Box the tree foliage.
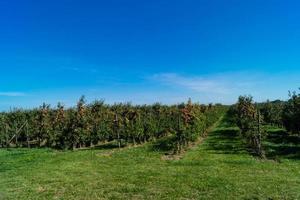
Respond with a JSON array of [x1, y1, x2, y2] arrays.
[[0, 98, 225, 153], [282, 90, 300, 134], [233, 96, 266, 158], [259, 100, 284, 126]]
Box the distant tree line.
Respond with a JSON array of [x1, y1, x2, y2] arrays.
[[0, 97, 226, 153]]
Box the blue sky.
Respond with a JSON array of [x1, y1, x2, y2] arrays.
[[0, 0, 300, 110]]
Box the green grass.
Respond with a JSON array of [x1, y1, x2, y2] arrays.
[[0, 117, 300, 200]]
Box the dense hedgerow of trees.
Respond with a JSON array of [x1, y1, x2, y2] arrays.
[[259, 100, 284, 127], [231, 89, 300, 158], [232, 96, 266, 158], [282, 91, 300, 135], [230, 99, 285, 130], [257, 90, 300, 135], [0, 97, 226, 153]]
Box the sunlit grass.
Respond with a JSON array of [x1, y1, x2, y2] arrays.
[[0, 118, 299, 199]]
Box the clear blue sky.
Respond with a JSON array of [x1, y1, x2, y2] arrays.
[[0, 0, 300, 110]]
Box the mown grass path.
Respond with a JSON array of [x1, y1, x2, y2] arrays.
[[0, 116, 299, 200]]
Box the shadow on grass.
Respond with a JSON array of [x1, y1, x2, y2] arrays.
[[200, 113, 247, 155], [76, 141, 127, 152], [148, 136, 176, 153], [94, 142, 127, 150], [264, 130, 300, 160], [205, 113, 300, 159], [205, 128, 247, 155], [267, 130, 300, 145]]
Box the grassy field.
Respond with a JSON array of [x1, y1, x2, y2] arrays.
[[0, 117, 299, 200]]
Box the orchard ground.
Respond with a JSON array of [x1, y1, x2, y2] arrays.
[[0, 116, 299, 200]]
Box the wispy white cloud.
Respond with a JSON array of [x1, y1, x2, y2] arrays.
[[151, 73, 233, 94], [0, 92, 26, 97], [149, 71, 268, 102]]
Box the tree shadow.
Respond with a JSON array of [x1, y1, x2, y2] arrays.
[[205, 128, 247, 155], [75, 141, 127, 151], [267, 130, 300, 145], [93, 142, 127, 150], [197, 113, 248, 155], [264, 130, 300, 160], [148, 136, 176, 153]]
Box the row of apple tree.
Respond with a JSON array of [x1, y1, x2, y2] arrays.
[[231, 89, 300, 158], [0, 97, 226, 153]]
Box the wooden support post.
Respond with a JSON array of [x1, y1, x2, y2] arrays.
[[26, 122, 30, 148]]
